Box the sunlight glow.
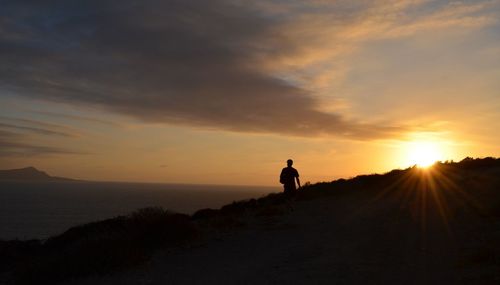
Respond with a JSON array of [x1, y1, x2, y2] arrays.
[[405, 141, 444, 168]]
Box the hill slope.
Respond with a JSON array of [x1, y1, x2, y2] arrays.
[[1, 158, 499, 284]]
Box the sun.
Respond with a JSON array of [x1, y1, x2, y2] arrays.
[[406, 141, 443, 168]]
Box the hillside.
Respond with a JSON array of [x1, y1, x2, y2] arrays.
[[0, 167, 75, 182], [1, 157, 499, 284]]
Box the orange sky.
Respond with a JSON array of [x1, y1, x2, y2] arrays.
[[1, 0, 499, 185]]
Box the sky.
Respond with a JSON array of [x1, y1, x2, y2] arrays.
[[0, 0, 499, 185]]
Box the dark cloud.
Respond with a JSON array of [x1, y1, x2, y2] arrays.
[[31, 111, 121, 126], [0, 121, 75, 137], [0, 130, 83, 157], [0, 0, 402, 138], [0, 129, 20, 139], [0, 140, 84, 157]]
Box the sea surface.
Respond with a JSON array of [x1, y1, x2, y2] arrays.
[[0, 181, 279, 240]]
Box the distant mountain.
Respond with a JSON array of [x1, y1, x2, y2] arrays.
[[0, 167, 76, 182]]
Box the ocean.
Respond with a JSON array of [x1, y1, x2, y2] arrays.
[[0, 181, 279, 240]]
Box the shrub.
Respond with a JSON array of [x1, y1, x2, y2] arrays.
[[12, 207, 197, 284]]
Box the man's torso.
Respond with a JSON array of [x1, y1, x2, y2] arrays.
[[281, 167, 298, 190]]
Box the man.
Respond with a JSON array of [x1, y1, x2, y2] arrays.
[[280, 159, 301, 195]]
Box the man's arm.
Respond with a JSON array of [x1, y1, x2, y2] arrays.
[[295, 170, 301, 188]]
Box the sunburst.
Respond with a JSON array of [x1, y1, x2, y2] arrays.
[[405, 140, 443, 168]]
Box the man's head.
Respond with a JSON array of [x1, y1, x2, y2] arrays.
[[287, 159, 293, 167]]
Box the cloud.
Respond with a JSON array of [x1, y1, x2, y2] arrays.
[[0, 0, 496, 138], [0, 129, 20, 139], [0, 116, 79, 138], [382, 1, 499, 38], [30, 111, 121, 127], [0, 130, 83, 157], [0, 118, 84, 157], [0, 140, 84, 157]]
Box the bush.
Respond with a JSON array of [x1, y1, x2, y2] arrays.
[[12, 207, 197, 284], [192, 208, 220, 220]]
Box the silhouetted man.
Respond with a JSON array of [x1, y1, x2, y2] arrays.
[[280, 159, 301, 195]]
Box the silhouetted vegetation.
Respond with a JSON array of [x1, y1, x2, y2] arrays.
[[1, 157, 499, 284], [1, 208, 196, 284]]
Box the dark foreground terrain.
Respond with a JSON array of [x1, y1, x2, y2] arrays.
[[1, 157, 499, 284]]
